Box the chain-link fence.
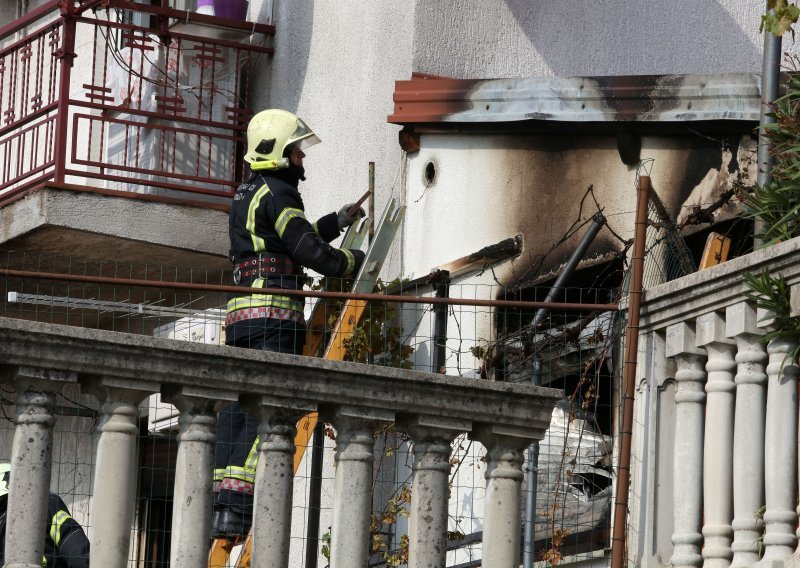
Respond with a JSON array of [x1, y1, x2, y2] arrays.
[[0, 249, 622, 567]]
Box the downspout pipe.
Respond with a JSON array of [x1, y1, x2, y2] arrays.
[[756, 2, 783, 245], [610, 175, 650, 568], [523, 212, 607, 568]]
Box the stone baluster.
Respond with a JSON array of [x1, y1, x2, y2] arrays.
[[726, 302, 767, 567], [696, 312, 736, 568], [761, 333, 799, 562], [87, 382, 153, 568], [401, 415, 469, 568], [164, 390, 218, 568], [473, 425, 532, 568], [666, 322, 706, 568], [248, 396, 316, 568], [4, 368, 64, 568], [329, 406, 394, 568]]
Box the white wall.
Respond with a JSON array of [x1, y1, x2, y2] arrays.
[[412, 0, 796, 78]]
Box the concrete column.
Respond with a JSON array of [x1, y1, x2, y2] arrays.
[[473, 425, 530, 568], [666, 322, 706, 568], [726, 302, 767, 568], [5, 371, 59, 568], [167, 392, 217, 568], [88, 385, 150, 568], [402, 416, 470, 568], [329, 406, 394, 568], [696, 312, 736, 568], [248, 396, 315, 568], [761, 335, 799, 561]]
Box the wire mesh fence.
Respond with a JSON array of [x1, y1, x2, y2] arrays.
[[0, 248, 623, 567]]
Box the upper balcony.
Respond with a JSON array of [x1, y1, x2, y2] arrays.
[[0, 0, 273, 268]]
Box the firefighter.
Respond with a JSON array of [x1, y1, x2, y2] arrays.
[[212, 109, 366, 538], [0, 462, 90, 568]]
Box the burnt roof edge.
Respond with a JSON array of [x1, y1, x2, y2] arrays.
[[389, 73, 765, 126]]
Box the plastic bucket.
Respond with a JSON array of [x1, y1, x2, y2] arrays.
[[212, 0, 248, 20]]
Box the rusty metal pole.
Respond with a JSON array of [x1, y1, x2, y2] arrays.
[[610, 174, 650, 568], [368, 161, 376, 244], [54, 2, 77, 183], [756, 1, 783, 246]]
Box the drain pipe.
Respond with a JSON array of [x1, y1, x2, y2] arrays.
[[523, 212, 607, 568], [756, 1, 783, 246], [610, 175, 650, 568]]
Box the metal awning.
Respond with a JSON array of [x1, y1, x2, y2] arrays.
[[389, 73, 763, 125]]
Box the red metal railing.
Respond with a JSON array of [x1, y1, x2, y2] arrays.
[[0, 0, 274, 206]]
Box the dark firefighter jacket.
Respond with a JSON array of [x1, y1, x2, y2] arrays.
[[0, 493, 90, 568], [226, 171, 361, 344]]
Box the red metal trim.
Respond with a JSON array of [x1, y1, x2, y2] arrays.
[[72, 111, 241, 143], [0, 268, 620, 312], [0, 181, 231, 212], [388, 77, 482, 124], [0, 103, 59, 140], [0, 19, 62, 60], [52, 10, 75, 183], [0, 171, 55, 204], [68, 100, 249, 134], [65, 169, 236, 197], [101, 0, 275, 36], [72, 15, 274, 54], [0, 0, 61, 42], [1, 161, 56, 189]]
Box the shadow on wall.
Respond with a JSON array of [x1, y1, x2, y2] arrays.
[[254, 0, 315, 110], [506, 0, 761, 76], [505, 0, 762, 76]]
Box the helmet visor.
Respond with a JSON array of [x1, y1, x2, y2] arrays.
[[287, 118, 321, 150]]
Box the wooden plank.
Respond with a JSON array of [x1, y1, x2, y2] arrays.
[[699, 232, 731, 270]]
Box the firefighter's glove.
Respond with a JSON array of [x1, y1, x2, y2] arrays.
[[337, 204, 366, 230], [347, 249, 366, 276]]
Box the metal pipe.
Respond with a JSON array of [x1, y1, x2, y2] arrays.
[[368, 162, 376, 244], [304, 422, 325, 568], [610, 175, 650, 568], [431, 271, 451, 373], [530, 212, 607, 331], [524, 212, 607, 568], [756, 2, 783, 244], [522, 357, 543, 567], [0, 268, 619, 312]]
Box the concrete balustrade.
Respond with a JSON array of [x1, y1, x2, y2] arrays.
[[726, 302, 767, 568], [696, 312, 736, 568], [401, 415, 469, 568], [630, 238, 800, 568], [330, 406, 394, 568], [165, 390, 220, 568], [0, 316, 560, 568], [473, 425, 530, 568], [666, 322, 706, 568], [761, 336, 799, 562], [86, 381, 153, 568], [3, 370, 63, 568]]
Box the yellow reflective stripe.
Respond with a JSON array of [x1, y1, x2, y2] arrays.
[[244, 436, 260, 472], [342, 249, 355, 276], [49, 510, 71, 546], [246, 184, 271, 253], [226, 295, 302, 313], [213, 468, 226, 482], [312, 221, 320, 235], [275, 207, 305, 238], [222, 466, 256, 483]]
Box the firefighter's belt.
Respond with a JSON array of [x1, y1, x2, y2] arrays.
[[226, 306, 305, 326], [233, 254, 294, 284]]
